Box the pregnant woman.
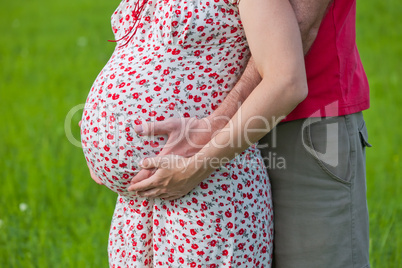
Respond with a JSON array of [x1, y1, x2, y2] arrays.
[[80, 0, 307, 266]]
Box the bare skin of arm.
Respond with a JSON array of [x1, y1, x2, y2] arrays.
[[199, 0, 332, 128], [84, 0, 332, 191], [127, 0, 309, 199]]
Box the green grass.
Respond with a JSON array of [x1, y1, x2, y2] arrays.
[[1, 0, 401, 267]]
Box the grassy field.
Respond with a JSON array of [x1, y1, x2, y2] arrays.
[[1, 0, 401, 267]]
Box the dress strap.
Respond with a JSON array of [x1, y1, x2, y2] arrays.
[[108, 0, 149, 47]]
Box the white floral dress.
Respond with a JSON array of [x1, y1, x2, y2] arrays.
[[80, 0, 273, 267]]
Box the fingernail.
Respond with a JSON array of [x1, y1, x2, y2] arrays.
[[134, 124, 143, 134]]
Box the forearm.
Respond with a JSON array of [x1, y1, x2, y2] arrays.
[[207, 57, 261, 133], [207, 0, 331, 133], [189, 0, 308, 177], [194, 77, 306, 175]]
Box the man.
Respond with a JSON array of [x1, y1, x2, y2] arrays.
[[89, 0, 371, 266]]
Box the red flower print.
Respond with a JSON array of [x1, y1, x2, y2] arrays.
[[200, 182, 208, 189], [82, 1, 274, 265], [193, 96, 202, 102], [150, 141, 159, 148], [156, 116, 165, 121]]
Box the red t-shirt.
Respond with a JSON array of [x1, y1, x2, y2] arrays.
[[284, 0, 370, 122]]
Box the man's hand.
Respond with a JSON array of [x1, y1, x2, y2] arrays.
[[129, 117, 215, 191], [79, 120, 103, 185]]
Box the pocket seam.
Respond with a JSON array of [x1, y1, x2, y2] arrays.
[[358, 121, 372, 148], [305, 119, 352, 186]]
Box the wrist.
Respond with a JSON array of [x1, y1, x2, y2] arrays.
[[187, 153, 216, 181], [205, 113, 231, 135]]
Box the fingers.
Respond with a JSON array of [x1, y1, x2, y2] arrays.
[[139, 155, 184, 170], [127, 175, 157, 192], [87, 163, 103, 185], [133, 118, 181, 136], [137, 188, 163, 198], [159, 194, 182, 200], [139, 157, 159, 169], [130, 169, 156, 184], [89, 169, 103, 185], [78, 120, 82, 127]]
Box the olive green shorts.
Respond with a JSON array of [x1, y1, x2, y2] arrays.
[[259, 112, 371, 268]]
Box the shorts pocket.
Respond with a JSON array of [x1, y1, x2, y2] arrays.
[[303, 116, 353, 184], [358, 121, 372, 148]]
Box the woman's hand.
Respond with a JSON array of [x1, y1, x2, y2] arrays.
[[128, 117, 217, 191], [127, 154, 210, 200], [128, 0, 309, 200]]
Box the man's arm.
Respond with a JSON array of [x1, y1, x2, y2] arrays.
[[127, 0, 332, 196], [129, 0, 308, 199], [291, 0, 332, 54], [208, 0, 332, 129], [131, 0, 332, 148]]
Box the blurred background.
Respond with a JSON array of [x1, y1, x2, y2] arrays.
[[1, 0, 401, 267]]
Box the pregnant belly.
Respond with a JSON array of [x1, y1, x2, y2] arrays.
[[81, 102, 176, 196], [79, 42, 248, 195]]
